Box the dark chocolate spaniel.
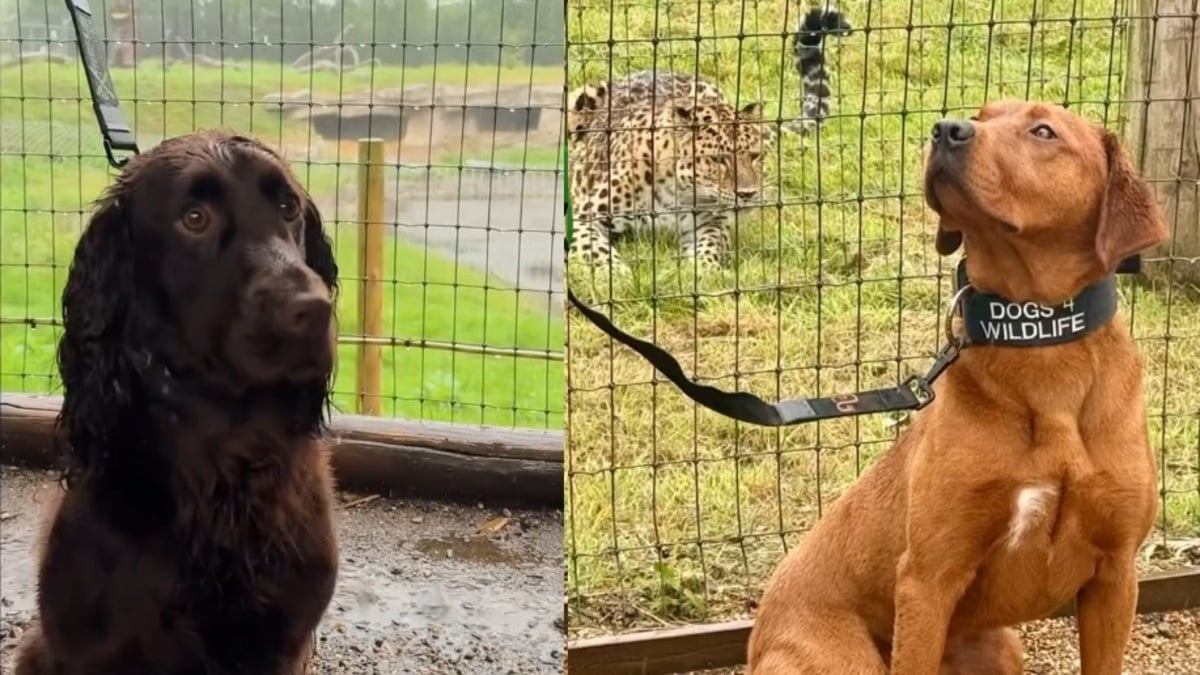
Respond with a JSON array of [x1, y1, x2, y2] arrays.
[[15, 130, 340, 675]]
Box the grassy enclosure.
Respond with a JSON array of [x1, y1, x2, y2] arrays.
[[564, 0, 1200, 634], [1, 54, 567, 429]]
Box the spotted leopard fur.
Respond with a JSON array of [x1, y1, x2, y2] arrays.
[[785, 4, 852, 135], [566, 71, 768, 270]]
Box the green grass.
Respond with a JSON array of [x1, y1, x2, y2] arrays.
[[564, 0, 1200, 634], [435, 144, 564, 169], [1, 59, 563, 149], [0, 60, 564, 430]]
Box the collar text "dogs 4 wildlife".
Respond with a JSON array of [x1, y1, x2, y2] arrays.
[[954, 261, 1118, 347]]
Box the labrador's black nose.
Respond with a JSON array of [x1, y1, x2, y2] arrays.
[[931, 119, 975, 148]]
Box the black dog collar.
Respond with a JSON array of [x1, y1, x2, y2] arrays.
[[954, 260, 1118, 347]]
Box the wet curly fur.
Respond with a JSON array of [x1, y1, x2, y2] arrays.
[[566, 71, 768, 270], [15, 130, 341, 675]]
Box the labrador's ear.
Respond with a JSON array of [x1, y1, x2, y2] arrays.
[[936, 226, 963, 256], [1094, 131, 1168, 271]]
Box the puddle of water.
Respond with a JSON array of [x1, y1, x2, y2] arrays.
[[330, 560, 554, 640], [413, 535, 521, 565], [0, 514, 40, 616]]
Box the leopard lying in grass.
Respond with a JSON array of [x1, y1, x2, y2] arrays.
[[566, 71, 768, 270], [565, 8, 850, 272]]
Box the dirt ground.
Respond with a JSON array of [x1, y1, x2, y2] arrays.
[[675, 610, 1200, 674], [0, 466, 564, 675]]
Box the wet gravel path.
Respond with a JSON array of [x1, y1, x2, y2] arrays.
[[674, 609, 1200, 674], [0, 466, 564, 674]]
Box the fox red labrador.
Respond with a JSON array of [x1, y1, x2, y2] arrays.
[[748, 101, 1168, 675]]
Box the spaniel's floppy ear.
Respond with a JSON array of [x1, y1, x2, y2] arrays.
[[57, 190, 136, 477], [302, 196, 338, 295], [289, 194, 338, 432], [1094, 131, 1169, 271]]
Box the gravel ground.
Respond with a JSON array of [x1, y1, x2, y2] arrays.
[[0, 466, 564, 675], [673, 610, 1200, 674]]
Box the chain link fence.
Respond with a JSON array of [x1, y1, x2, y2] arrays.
[[565, 0, 1199, 638], [0, 0, 566, 430]]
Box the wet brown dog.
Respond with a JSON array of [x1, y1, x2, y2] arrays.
[[15, 131, 340, 675], [748, 101, 1168, 674]]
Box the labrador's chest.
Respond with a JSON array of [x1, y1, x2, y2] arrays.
[[956, 449, 1156, 629]]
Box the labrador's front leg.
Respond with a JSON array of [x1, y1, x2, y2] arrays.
[[1076, 553, 1138, 675], [890, 550, 979, 675], [890, 463, 1000, 675]]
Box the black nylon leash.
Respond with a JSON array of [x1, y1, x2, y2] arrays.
[[566, 259, 1131, 427], [65, 0, 139, 168], [567, 288, 954, 426]]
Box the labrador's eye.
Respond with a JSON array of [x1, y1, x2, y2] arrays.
[[1031, 124, 1057, 140], [181, 206, 209, 233]]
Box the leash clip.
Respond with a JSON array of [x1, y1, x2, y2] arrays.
[[902, 374, 935, 408], [907, 282, 973, 409], [907, 337, 965, 409], [104, 138, 133, 169]]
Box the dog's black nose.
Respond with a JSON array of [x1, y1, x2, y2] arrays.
[[931, 119, 975, 148], [280, 292, 332, 338]]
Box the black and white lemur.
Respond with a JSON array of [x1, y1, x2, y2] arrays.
[[786, 4, 852, 134]]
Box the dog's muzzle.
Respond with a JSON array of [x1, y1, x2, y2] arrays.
[[924, 118, 976, 211]]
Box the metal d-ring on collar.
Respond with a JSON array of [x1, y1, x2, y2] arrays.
[[902, 281, 973, 409]]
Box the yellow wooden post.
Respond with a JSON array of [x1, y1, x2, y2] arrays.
[[355, 138, 386, 415]]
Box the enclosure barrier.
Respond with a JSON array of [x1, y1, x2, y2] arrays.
[[356, 137, 387, 415], [0, 393, 563, 506], [564, 0, 1200, 668], [566, 566, 1200, 675]]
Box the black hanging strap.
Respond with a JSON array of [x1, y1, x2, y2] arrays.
[[64, 0, 139, 168], [566, 289, 961, 426]]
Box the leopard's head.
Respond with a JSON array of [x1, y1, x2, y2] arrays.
[[658, 100, 766, 205]]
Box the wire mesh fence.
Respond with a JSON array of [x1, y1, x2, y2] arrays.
[[564, 0, 1199, 637], [0, 0, 566, 430]]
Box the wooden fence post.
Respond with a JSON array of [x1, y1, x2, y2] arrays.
[[1122, 0, 1199, 281], [356, 138, 386, 415]]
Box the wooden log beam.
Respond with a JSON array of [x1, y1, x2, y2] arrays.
[[566, 566, 1200, 675], [0, 393, 563, 507], [1122, 0, 1200, 282]]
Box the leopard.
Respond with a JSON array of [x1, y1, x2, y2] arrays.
[[566, 70, 769, 270]]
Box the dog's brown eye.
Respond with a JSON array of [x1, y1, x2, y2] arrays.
[[1031, 124, 1057, 140], [279, 196, 301, 221], [181, 207, 208, 232]]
